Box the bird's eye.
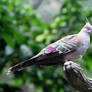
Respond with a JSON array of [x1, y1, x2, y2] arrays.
[[85, 26, 90, 30]]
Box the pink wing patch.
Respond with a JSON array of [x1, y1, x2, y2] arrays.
[[46, 46, 57, 53]]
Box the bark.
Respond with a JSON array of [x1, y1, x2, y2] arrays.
[[63, 61, 92, 92]]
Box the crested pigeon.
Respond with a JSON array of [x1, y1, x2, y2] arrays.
[[7, 21, 92, 74]]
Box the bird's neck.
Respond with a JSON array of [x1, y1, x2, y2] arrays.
[[79, 28, 90, 35], [78, 30, 90, 43]]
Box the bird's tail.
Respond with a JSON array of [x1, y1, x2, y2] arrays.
[[7, 57, 37, 74], [7, 52, 65, 74]]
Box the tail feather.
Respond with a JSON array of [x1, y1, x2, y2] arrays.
[[7, 57, 37, 74], [7, 52, 65, 74]]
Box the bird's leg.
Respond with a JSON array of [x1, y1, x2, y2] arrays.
[[64, 60, 70, 62]]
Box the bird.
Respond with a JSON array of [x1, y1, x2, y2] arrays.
[[7, 20, 92, 74]]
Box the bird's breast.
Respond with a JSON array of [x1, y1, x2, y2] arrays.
[[65, 32, 90, 61], [77, 32, 90, 55]]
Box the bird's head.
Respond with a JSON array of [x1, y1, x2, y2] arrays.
[[82, 20, 92, 34]]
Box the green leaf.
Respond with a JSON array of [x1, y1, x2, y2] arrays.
[[1, 32, 15, 48], [13, 30, 25, 45], [36, 34, 45, 42]]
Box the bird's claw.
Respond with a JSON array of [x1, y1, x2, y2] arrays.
[[63, 61, 81, 71], [63, 61, 73, 70]]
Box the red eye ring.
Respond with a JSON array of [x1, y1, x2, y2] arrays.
[[85, 26, 90, 30]]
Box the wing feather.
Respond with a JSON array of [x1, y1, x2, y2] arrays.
[[39, 34, 78, 55]]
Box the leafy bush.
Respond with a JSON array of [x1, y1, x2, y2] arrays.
[[0, 0, 92, 92]]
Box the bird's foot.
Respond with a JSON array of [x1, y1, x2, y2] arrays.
[[64, 60, 80, 66], [63, 61, 81, 72]]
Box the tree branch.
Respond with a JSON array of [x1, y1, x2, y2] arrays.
[[63, 61, 92, 92]]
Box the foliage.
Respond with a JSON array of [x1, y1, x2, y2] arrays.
[[0, 0, 92, 92]]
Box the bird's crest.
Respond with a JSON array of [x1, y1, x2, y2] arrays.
[[86, 17, 89, 23], [84, 18, 91, 30]]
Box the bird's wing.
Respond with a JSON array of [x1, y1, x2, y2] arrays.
[[39, 34, 78, 55], [32, 34, 79, 65]]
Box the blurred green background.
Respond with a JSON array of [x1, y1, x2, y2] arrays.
[[0, 0, 92, 92]]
